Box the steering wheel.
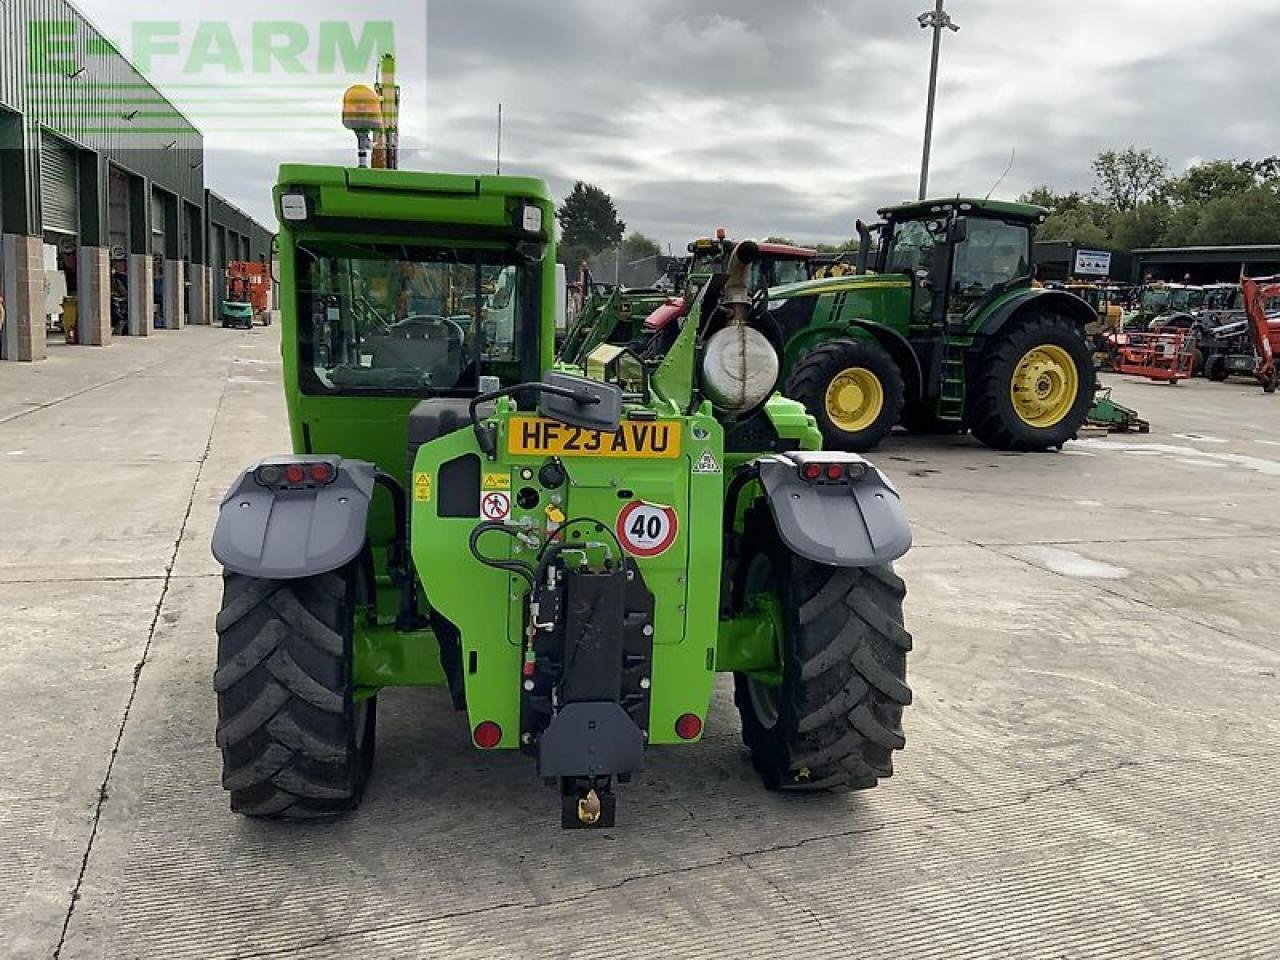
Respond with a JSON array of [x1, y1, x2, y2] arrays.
[[401, 314, 468, 345]]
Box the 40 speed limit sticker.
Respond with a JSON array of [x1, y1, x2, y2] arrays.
[[615, 501, 679, 558]]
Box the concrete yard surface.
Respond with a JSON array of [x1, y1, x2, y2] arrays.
[[2, 326, 1279, 959]]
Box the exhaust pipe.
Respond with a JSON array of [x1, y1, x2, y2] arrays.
[[855, 220, 872, 275], [720, 240, 760, 325]]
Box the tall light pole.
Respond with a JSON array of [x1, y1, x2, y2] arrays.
[[917, 0, 960, 201]]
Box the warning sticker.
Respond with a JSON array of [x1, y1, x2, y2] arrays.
[[413, 472, 433, 503], [615, 501, 679, 558], [480, 490, 511, 521], [693, 449, 721, 474], [482, 471, 511, 491]]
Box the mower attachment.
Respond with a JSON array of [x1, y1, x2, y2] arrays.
[[756, 452, 912, 566], [211, 456, 377, 580]]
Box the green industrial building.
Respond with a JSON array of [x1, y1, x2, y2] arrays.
[[0, 0, 273, 361]]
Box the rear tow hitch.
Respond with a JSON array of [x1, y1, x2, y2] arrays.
[[562, 776, 616, 829]]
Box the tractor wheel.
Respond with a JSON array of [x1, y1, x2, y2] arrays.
[[968, 313, 1096, 452], [732, 516, 911, 792], [214, 564, 375, 818], [786, 339, 905, 452], [1205, 355, 1229, 382]]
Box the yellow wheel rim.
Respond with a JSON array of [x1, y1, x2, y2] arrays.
[[824, 367, 884, 433], [1010, 344, 1079, 427]]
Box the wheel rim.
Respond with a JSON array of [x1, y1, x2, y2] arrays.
[[824, 367, 884, 433], [1010, 344, 1079, 427], [747, 677, 781, 730]]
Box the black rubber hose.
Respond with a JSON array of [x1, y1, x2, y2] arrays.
[[468, 522, 537, 587]]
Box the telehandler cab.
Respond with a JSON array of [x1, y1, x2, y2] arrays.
[[209, 63, 913, 828]]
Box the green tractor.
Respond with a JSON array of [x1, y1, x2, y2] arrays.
[[209, 158, 915, 827], [765, 199, 1097, 452]]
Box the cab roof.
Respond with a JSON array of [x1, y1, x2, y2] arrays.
[[878, 197, 1048, 223], [276, 163, 552, 201]]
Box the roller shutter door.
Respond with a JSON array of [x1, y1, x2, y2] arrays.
[[40, 133, 79, 235], [152, 190, 167, 257]]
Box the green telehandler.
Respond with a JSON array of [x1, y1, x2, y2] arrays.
[[209, 64, 914, 828]]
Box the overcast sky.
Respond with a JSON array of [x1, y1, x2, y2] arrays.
[[75, 0, 1280, 248]]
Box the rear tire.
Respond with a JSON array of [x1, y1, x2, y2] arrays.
[[786, 339, 905, 452], [214, 565, 375, 818], [968, 312, 1096, 452], [732, 516, 911, 791], [1205, 355, 1229, 382]]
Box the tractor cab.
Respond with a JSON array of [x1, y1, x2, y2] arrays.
[[867, 198, 1044, 327]]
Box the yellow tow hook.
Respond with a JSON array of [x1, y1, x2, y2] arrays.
[[577, 788, 602, 826]]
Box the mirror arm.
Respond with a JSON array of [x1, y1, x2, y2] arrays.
[[469, 382, 602, 458]]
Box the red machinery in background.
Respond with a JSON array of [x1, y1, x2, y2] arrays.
[[223, 261, 273, 327], [1240, 275, 1279, 393], [1113, 330, 1196, 383]]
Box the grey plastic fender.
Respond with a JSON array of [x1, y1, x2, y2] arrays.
[[756, 452, 911, 567], [211, 457, 376, 580]]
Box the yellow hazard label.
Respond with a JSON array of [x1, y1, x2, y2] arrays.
[[545, 504, 566, 525], [482, 471, 512, 491], [413, 472, 432, 502]]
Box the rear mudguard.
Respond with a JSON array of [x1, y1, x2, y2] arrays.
[[756, 452, 911, 566], [211, 457, 376, 580]]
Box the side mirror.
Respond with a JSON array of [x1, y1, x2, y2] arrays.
[[538, 372, 623, 433]]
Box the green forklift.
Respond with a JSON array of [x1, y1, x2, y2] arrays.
[[209, 62, 914, 828]]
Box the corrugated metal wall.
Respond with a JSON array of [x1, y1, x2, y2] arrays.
[[206, 189, 273, 263], [0, 0, 203, 241]]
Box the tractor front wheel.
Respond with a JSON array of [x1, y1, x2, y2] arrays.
[[732, 517, 912, 792], [214, 564, 375, 818], [786, 339, 905, 452], [1205, 355, 1229, 382], [968, 313, 1096, 452]]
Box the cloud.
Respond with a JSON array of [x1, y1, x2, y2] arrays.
[[75, 0, 1280, 246]]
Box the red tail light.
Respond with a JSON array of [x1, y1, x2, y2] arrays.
[[825, 464, 844, 481], [801, 463, 822, 481], [675, 713, 703, 740], [254, 460, 338, 488], [473, 721, 502, 749]]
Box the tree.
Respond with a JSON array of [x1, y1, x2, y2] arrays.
[[556, 182, 625, 256], [763, 236, 795, 245], [1020, 186, 1086, 216], [1109, 203, 1171, 251], [1092, 147, 1170, 212], [619, 232, 661, 264], [1163, 160, 1256, 207], [1037, 208, 1110, 248], [1188, 188, 1280, 246], [814, 237, 860, 253]]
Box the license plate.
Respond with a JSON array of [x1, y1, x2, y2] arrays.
[[507, 417, 682, 458]]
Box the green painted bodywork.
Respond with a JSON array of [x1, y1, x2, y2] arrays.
[[270, 163, 807, 752]]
